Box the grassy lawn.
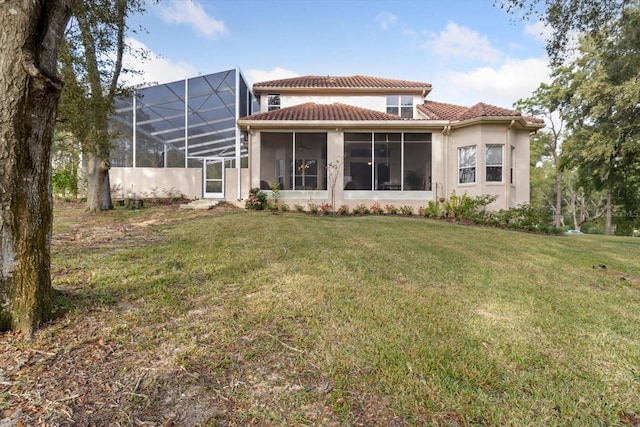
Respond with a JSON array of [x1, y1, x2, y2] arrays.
[[3, 204, 639, 425]]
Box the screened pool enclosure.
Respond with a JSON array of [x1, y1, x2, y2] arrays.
[[110, 68, 255, 199]]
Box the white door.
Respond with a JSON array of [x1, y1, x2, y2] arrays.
[[203, 159, 224, 198]]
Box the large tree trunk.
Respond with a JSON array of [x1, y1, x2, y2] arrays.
[[0, 1, 75, 336], [85, 150, 113, 212]]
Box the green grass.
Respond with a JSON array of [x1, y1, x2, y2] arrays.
[[51, 207, 640, 425]]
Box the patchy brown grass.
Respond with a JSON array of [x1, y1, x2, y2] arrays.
[[1, 202, 639, 426]]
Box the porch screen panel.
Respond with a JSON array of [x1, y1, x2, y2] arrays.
[[187, 71, 237, 159], [111, 97, 134, 167], [403, 133, 432, 191], [261, 133, 293, 190], [374, 133, 401, 190], [294, 133, 327, 190], [135, 81, 185, 167], [344, 133, 372, 190]]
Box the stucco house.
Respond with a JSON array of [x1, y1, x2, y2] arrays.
[[108, 70, 544, 210], [237, 75, 544, 211]]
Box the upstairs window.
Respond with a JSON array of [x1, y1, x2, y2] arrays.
[[267, 94, 281, 111], [486, 144, 503, 182], [386, 95, 413, 119], [458, 146, 476, 184]]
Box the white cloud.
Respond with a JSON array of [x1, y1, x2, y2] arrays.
[[244, 67, 299, 86], [431, 57, 551, 108], [376, 12, 397, 30], [157, 0, 227, 39], [524, 20, 552, 43], [121, 38, 197, 87], [425, 22, 502, 64]]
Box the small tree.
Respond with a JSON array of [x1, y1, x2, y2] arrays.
[[326, 157, 343, 212], [515, 80, 569, 228], [58, 0, 146, 212]]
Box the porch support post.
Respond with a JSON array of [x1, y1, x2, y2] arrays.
[[235, 68, 241, 200], [132, 92, 137, 168], [184, 77, 189, 168]]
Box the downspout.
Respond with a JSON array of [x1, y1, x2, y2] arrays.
[[505, 120, 515, 209], [247, 125, 252, 193]]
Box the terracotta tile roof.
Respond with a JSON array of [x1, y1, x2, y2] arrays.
[[253, 75, 431, 91], [418, 100, 544, 124], [240, 103, 404, 121], [417, 101, 469, 120], [523, 115, 546, 124]]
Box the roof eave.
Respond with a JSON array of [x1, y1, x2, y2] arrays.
[[253, 86, 432, 96], [237, 119, 449, 129], [449, 116, 545, 130]]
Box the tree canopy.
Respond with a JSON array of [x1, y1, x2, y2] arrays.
[[58, 0, 145, 212], [497, 0, 634, 63]]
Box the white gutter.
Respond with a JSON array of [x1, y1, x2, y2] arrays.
[[505, 120, 515, 209]]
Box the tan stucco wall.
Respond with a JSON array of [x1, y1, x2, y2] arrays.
[[444, 123, 531, 210], [245, 123, 533, 212], [259, 94, 425, 119], [110, 167, 202, 200], [224, 168, 250, 207]]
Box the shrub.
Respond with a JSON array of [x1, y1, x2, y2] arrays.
[[491, 203, 551, 230], [423, 200, 442, 218], [246, 188, 268, 210], [384, 204, 397, 215], [443, 191, 496, 221], [308, 203, 320, 215], [353, 203, 369, 215], [294, 204, 305, 213], [319, 203, 333, 215], [279, 203, 290, 212], [370, 202, 384, 215], [399, 205, 414, 216], [52, 168, 78, 199], [337, 204, 350, 216]]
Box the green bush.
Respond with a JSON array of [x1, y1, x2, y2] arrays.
[[308, 203, 320, 214], [52, 168, 78, 198], [245, 188, 268, 210], [443, 191, 496, 221], [399, 205, 414, 216], [492, 203, 550, 230], [423, 200, 442, 218]]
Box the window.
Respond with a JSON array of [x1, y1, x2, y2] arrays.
[[260, 132, 327, 190], [386, 95, 413, 119], [486, 144, 503, 182], [404, 133, 431, 190], [267, 94, 280, 111], [344, 132, 431, 191], [458, 146, 476, 184]]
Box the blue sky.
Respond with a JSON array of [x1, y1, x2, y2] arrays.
[[125, 0, 552, 109]]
